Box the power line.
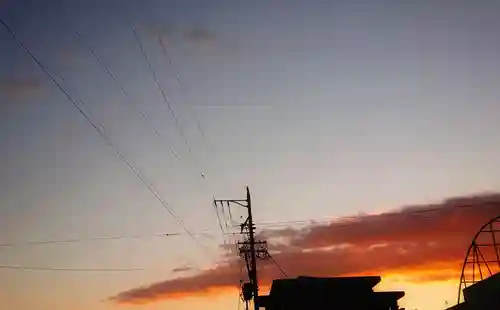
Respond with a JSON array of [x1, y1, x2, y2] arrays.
[[0, 17, 206, 252], [254, 219, 333, 228], [133, 27, 203, 177], [0, 231, 216, 249], [157, 35, 215, 161], [267, 252, 288, 277], [74, 30, 180, 161], [214, 201, 226, 235], [253, 204, 478, 230], [157, 36, 234, 236], [0, 265, 147, 272], [136, 26, 226, 245], [154, 30, 240, 247], [75, 29, 223, 254]]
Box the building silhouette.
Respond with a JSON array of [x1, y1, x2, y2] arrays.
[[256, 276, 404, 310]]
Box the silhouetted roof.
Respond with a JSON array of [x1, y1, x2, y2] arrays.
[[463, 271, 500, 301], [374, 291, 406, 301], [269, 276, 382, 297], [447, 272, 500, 310], [259, 276, 404, 309]]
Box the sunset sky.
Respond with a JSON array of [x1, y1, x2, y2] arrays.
[[1, 1, 500, 310]]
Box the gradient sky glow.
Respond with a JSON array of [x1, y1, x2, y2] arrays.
[[1, 1, 500, 309]]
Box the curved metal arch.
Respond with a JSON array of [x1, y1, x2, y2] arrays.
[[457, 214, 500, 303]]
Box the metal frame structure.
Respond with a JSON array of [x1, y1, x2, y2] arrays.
[[458, 214, 500, 303]]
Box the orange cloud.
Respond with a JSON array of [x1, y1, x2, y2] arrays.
[[110, 193, 500, 305], [110, 261, 242, 304]]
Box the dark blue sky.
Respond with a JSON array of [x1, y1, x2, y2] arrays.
[[1, 1, 500, 309]]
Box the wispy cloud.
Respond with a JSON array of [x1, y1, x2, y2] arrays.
[[139, 22, 217, 44], [140, 22, 175, 38], [58, 47, 83, 68], [0, 0, 13, 10], [110, 193, 500, 304], [184, 27, 216, 43], [172, 265, 193, 273], [0, 77, 45, 100]]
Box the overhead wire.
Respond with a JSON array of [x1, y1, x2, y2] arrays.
[[157, 35, 216, 161], [156, 41, 250, 254], [0, 17, 207, 252], [0, 231, 216, 249], [74, 30, 180, 161], [254, 218, 343, 228], [134, 28, 221, 250], [267, 253, 288, 277], [156, 30, 241, 206], [148, 16, 246, 247], [77, 26, 234, 257], [213, 201, 226, 236], [0, 265, 147, 272], [156, 34, 232, 243], [221, 204, 485, 248], [221, 202, 229, 230], [252, 204, 478, 230], [132, 27, 204, 178], [74, 29, 224, 256]]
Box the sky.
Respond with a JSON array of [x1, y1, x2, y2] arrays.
[[1, 0, 500, 309]]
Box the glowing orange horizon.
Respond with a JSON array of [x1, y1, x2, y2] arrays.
[[110, 193, 500, 305], [113, 261, 468, 303]]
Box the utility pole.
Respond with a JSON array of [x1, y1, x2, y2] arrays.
[[214, 186, 267, 310]]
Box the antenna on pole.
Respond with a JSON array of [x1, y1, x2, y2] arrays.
[[214, 186, 267, 310]]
